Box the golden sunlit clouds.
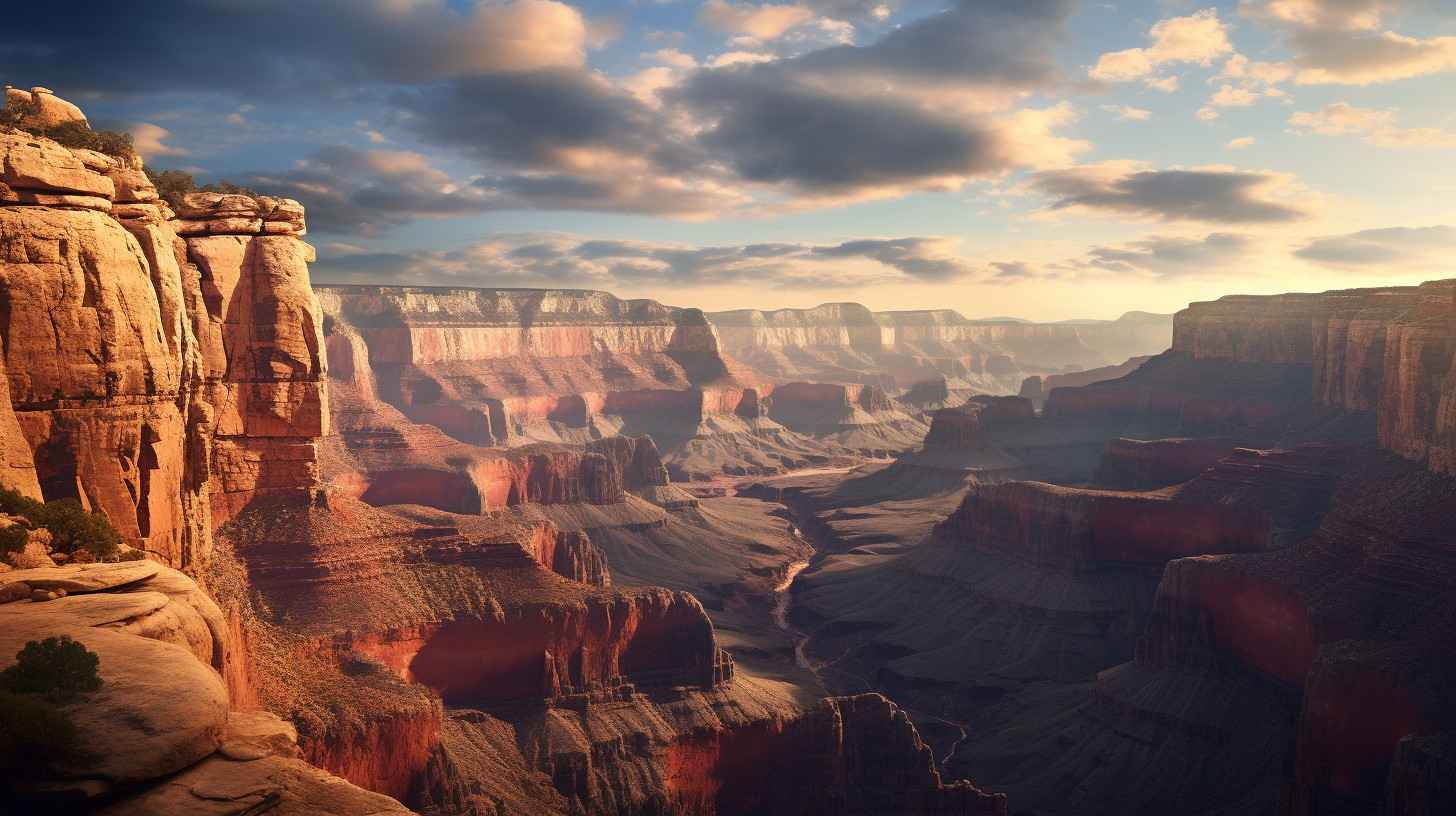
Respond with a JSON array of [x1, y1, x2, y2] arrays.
[[1090, 10, 1234, 85], [1238, 0, 1456, 85], [1288, 104, 1456, 148]]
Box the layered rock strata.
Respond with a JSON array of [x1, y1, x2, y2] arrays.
[[0, 126, 325, 567], [707, 302, 1137, 395], [318, 285, 872, 479]]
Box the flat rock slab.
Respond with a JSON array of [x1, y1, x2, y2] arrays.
[[217, 710, 302, 762], [4, 561, 161, 592], [0, 590, 169, 628], [92, 754, 418, 815]]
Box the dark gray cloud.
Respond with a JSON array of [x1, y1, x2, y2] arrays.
[[1026, 163, 1311, 223], [0, 0, 594, 100], [680, 68, 996, 190], [2, 0, 1082, 220], [652, 0, 1075, 195], [1086, 232, 1256, 277], [241, 145, 496, 235], [1295, 224, 1456, 267], [814, 237, 978, 279], [790, 0, 1075, 89], [309, 231, 983, 289]]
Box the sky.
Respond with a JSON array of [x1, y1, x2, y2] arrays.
[[2, 0, 1454, 321]]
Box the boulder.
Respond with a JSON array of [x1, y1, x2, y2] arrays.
[[0, 132, 114, 198], [0, 568, 230, 802], [3, 86, 88, 130], [0, 581, 26, 603]]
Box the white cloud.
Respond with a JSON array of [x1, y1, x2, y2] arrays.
[[1101, 104, 1153, 121], [1288, 102, 1396, 135], [1287, 102, 1456, 147], [125, 122, 191, 158], [1225, 136, 1256, 148], [1090, 9, 1234, 82], [697, 1, 818, 42]]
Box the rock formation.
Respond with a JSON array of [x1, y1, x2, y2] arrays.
[[0, 125, 324, 568], [706, 302, 1157, 396], [1017, 354, 1153, 407], [0, 562, 406, 813], [770, 279, 1456, 815]]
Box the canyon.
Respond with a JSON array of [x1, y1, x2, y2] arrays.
[[3, 92, 1452, 816]]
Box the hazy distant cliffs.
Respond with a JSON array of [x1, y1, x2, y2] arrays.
[[706, 303, 1172, 395]]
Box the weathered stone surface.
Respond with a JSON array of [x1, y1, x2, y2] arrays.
[[0, 581, 28, 603], [217, 710, 304, 761], [0, 132, 114, 198], [0, 351, 41, 498], [3, 560, 163, 592], [0, 602, 228, 800], [186, 233, 327, 524], [4, 86, 88, 130]]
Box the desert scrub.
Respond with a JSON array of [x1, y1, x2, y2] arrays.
[[0, 489, 120, 558], [0, 637, 101, 787], [1, 636, 104, 701]]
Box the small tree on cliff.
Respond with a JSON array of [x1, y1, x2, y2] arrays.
[[141, 167, 260, 210], [0, 101, 137, 164], [0, 488, 119, 558], [0, 637, 101, 786], [0, 636, 103, 701]]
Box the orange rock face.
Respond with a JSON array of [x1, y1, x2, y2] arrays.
[[0, 129, 325, 566]]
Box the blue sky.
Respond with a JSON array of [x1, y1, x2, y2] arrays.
[[4, 0, 1454, 319]]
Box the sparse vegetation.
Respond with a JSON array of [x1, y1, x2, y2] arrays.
[[141, 166, 260, 210], [0, 99, 137, 164], [0, 689, 78, 782], [0, 488, 120, 558], [0, 636, 103, 702], [0, 525, 27, 556]]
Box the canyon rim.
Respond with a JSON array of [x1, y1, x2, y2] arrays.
[[2, 1, 1456, 814]]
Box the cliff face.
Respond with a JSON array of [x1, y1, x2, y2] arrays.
[[316, 284, 750, 435], [1017, 354, 1153, 407], [706, 694, 1006, 815], [317, 285, 885, 479], [922, 396, 1034, 451], [1175, 281, 1456, 476], [0, 129, 325, 568], [706, 302, 1131, 396]]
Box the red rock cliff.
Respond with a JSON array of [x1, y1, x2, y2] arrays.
[[0, 126, 326, 567]]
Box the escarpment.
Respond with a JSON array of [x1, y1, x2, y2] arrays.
[[0, 127, 323, 569], [706, 302, 1169, 396], [318, 285, 908, 480], [774, 280, 1456, 815]]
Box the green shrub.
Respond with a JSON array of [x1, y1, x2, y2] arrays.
[[0, 637, 103, 702], [0, 689, 78, 781], [0, 488, 121, 558], [0, 99, 38, 129], [199, 178, 258, 198], [0, 100, 137, 163], [34, 499, 119, 558], [0, 487, 44, 522], [0, 525, 26, 555], [142, 167, 260, 210], [144, 166, 196, 209]]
